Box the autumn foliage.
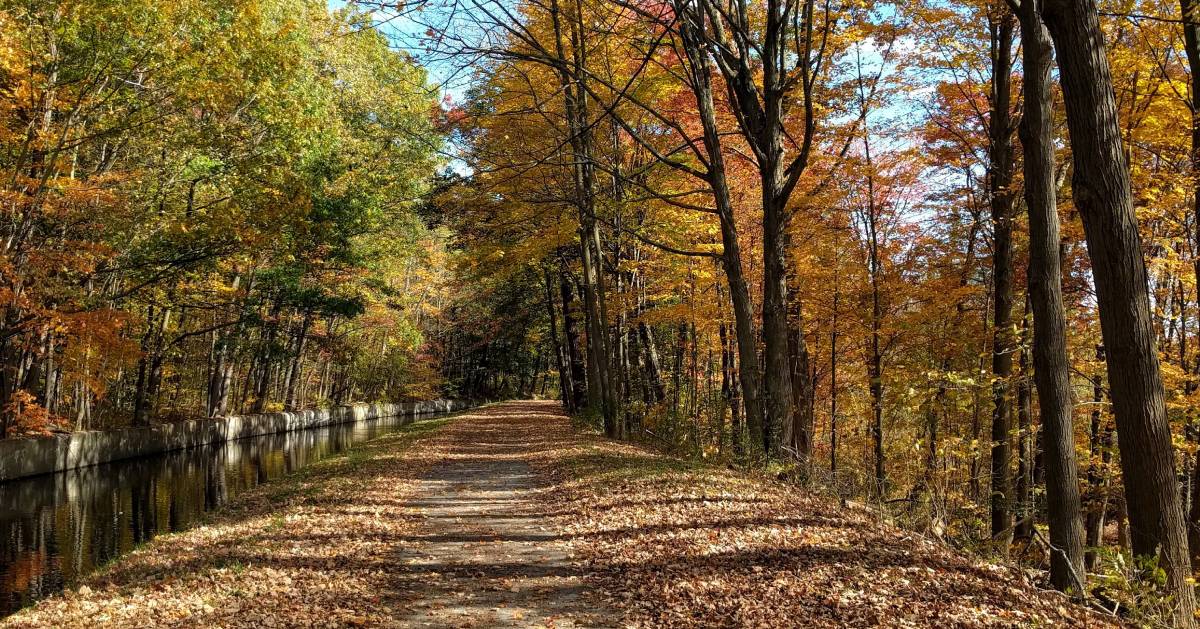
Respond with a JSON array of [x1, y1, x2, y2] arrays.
[[11, 0, 1200, 623], [0, 0, 450, 435], [400, 0, 1200, 621]]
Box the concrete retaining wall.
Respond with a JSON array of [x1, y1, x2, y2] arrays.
[[0, 399, 470, 483]]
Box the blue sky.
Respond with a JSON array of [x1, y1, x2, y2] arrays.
[[327, 0, 469, 102]]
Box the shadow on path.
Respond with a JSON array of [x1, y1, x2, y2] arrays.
[[387, 402, 612, 628]]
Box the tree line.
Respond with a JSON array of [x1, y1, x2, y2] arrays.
[[0, 0, 452, 436]]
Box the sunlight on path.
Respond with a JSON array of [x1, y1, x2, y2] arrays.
[[2, 400, 1112, 628], [392, 404, 608, 627]]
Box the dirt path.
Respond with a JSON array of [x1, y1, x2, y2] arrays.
[[390, 403, 608, 627]]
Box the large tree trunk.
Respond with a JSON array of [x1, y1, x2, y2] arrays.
[[1017, 24, 1094, 573], [674, 4, 764, 452], [1017, 1, 1086, 591], [694, 0, 818, 460], [583, 220, 620, 434], [1178, 0, 1200, 568], [720, 234, 764, 455], [761, 199, 793, 456], [549, 0, 619, 433], [1041, 0, 1196, 619], [988, 11, 1017, 551]]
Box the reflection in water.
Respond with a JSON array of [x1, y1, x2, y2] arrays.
[[0, 412, 437, 616]]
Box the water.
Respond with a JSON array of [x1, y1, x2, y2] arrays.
[[0, 411, 446, 617]]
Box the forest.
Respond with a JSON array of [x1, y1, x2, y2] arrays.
[[0, 0, 457, 436], [6, 0, 1200, 625], [418, 0, 1200, 622]]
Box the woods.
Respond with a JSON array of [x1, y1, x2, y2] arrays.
[[405, 0, 1200, 622], [0, 0, 450, 437], [10, 0, 1200, 624]]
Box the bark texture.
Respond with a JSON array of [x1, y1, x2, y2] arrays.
[[1041, 0, 1196, 619], [1017, 0, 1086, 591]]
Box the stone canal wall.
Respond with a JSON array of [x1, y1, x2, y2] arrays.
[[0, 399, 471, 482]]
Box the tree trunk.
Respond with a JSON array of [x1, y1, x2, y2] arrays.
[[548, 0, 617, 432], [1014, 329, 1034, 543], [208, 335, 235, 418], [638, 321, 666, 404], [830, 269, 840, 480], [859, 121, 886, 497], [1017, 2, 1086, 589], [786, 281, 815, 465], [1178, 0, 1200, 570], [761, 204, 793, 457], [869, 321, 884, 496], [284, 312, 312, 411], [560, 270, 588, 410], [252, 299, 282, 414], [988, 11, 1017, 551], [1041, 0, 1196, 617], [674, 6, 764, 452], [134, 306, 170, 426], [132, 304, 156, 427], [1085, 347, 1112, 571], [544, 267, 573, 409]]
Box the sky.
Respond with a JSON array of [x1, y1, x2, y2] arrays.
[[327, 0, 470, 103]]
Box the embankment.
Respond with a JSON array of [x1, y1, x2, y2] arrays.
[[0, 399, 471, 482]]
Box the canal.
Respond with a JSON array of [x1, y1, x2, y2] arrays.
[[0, 411, 451, 616]]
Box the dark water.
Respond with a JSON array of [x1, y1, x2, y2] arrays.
[[0, 412, 446, 617]]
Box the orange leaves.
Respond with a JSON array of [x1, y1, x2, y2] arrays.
[[5, 390, 55, 437]]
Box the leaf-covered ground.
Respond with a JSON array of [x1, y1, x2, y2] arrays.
[[521, 402, 1117, 628], [3, 401, 1116, 627]]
